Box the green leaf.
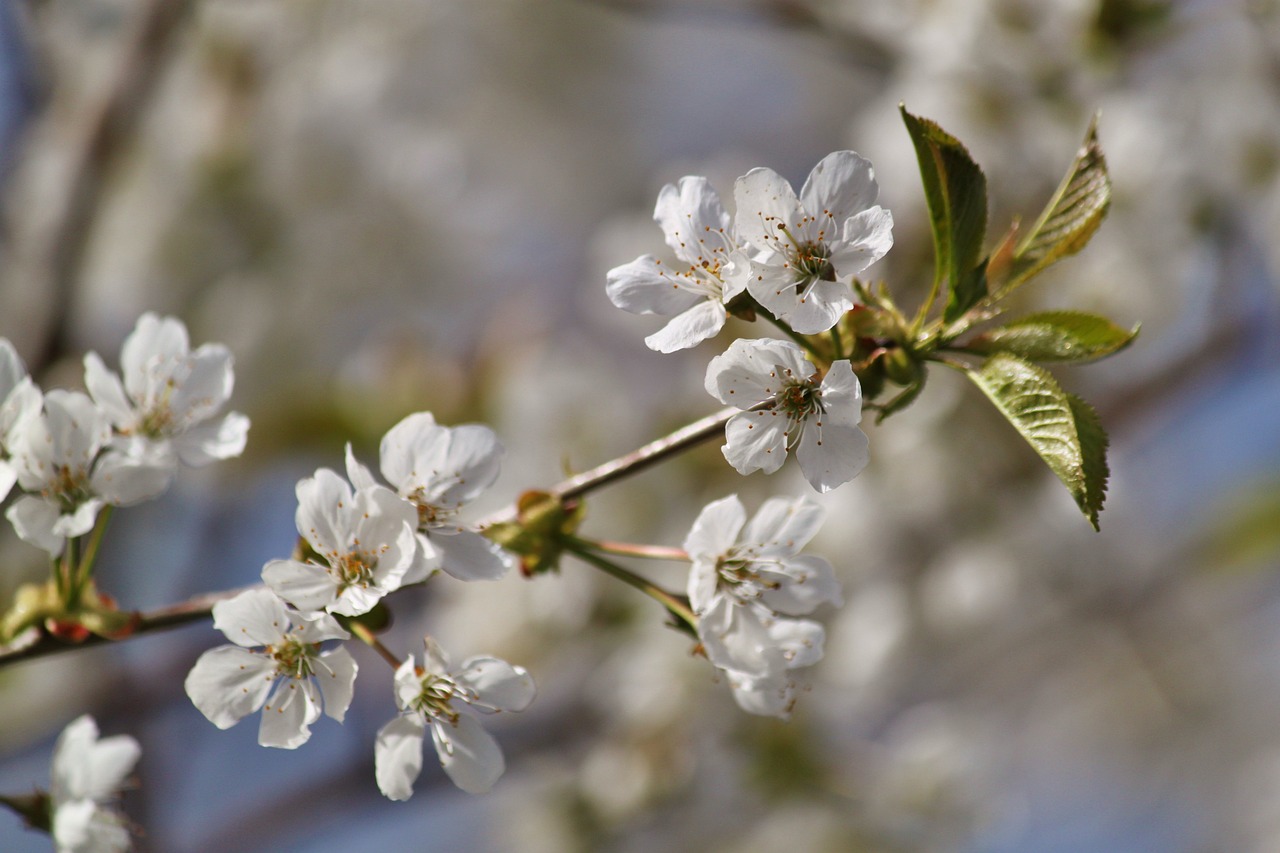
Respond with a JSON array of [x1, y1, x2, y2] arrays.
[[966, 310, 1138, 363], [900, 105, 989, 323], [966, 354, 1109, 528], [1000, 115, 1111, 293]]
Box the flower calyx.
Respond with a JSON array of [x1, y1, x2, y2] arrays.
[[484, 490, 585, 578]]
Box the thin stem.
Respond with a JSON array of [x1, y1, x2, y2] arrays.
[[563, 539, 697, 631], [76, 506, 114, 591], [760, 312, 824, 360], [579, 539, 690, 562], [348, 622, 403, 670], [830, 327, 846, 361]]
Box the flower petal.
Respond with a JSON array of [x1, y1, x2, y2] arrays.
[[830, 205, 894, 276], [733, 166, 804, 250], [606, 255, 704, 316], [375, 714, 426, 801], [259, 679, 320, 749], [262, 559, 339, 615], [758, 554, 843, 615], [184, 645, 274, 728], [683, 494, 746, 560], [7, 496, 66, 556], [704, 338, 813, 407], [172, 412, 250, 466], [83, 353, 135, 430], [722, 411, 789, 476], [795, 420, 868, 493], [767, 616, 825, 669], [742, 497, 823, 557], [698, 597, 779, 678], [52, 716, 140, 802], [654, 176, 732, 265], [798, 150, 880, 230], [294, 468, 354, 558], [431, 714, 505, 794], [211, 588, 291, 647], [433, 528, 512, 582], [726, 670, 795, 719], [456, 657, 536, 712], [317, 645, 358, 722], [644, 299, 726, 353], [121, 314, 189, 401]]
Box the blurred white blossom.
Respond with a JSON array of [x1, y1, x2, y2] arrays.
[[49, 715, 139, 853]]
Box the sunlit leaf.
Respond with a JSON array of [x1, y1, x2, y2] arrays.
[[966, 310, 1138, 363]]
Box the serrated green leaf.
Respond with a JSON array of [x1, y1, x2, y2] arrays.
[[967, 354, 1109, 528], [900, 105, 988, 323], [967, 310, 1138, 363], [1000, 115, 1111, 294]]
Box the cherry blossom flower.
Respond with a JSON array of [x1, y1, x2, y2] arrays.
[[49, 715, 140, 853], [346, 412, 513, 582], [606, 176, 750, 352], [0, 339, 42, 503], [375, 640, 535, 798], [5, 391, 171, 556], [184, 589, 356, 749], [735, 150, 893, 334], [83, 313, 249, 471], [262, 468, 423, 617], [685, 494, 841, 717], [704, 338, 869, 493]]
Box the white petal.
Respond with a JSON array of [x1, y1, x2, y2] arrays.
[[767, 617, 825, 669], [795, 420, 868, 492], [173, 412, 249, 466], [0, 377, 42, 445], [294, 468, 354, 557], [168, 344, 234, 424], [344, 443, 379, 491], [82, 353, 135, 430], [54, 800, 131, 853], [331, 584, 387, 617], [775, 279, 854, 335], [52, 499, 104, 540], [733, 167, 804, 250], [606, 255, 703, 316], [704, 338, 813, 406], [403, 532, 442, 585], [211, 588, 291, 647], [292, 610, 351, 644], [92, 449, 173, 506], [742, 497, 824, 557], [317, 645, 358, 722], [798, 150, 880, 229], [830, 205, 894, 276], [378, 412, 444, 495], [431, 714, 505, 794], [421, 424, 503, 509], [687, 560, 720, 616], [758, 554, 843, 615], [433, 529, 512, 582], [644, 300, 725, 353], [0, 338, 26, 398], [726, 670, 795, 719], [375, 715, 426, 801], [722, 411, 789, 476], [7, 496, 66, 556], [120, 314, 188, 396], [52, 716, 140, 802], [0, 461, 14, 502], [456, 657, 536, 712], [392, 656, 422, 711], [682, 494, 746, 560], [184, 645, 274, 728], [44, 390, 110, 470], [262, 558, 339, 614], [818, 360, 864, 428], [654, 176, 732, 265], [698, 597, 779, 678], [259, 679, 320, 748]]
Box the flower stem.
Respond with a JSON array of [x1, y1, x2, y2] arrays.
[[563, 538, 697, 632], [577, 539, 690, 562], [75, 506, 113, 592], [760, 313, 825, 360], [348, 622, 403, 670], [830, 327, 846, 361]]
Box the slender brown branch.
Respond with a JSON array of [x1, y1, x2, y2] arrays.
[[348, 622, 403, 670], [580, 540, 690, 562]]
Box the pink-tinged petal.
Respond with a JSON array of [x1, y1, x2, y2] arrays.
[[344, 444, 379, 491], [776, 280, 854, 335], [687, 560, 720, 615], [121, 314, 188, 401], [317, 645, 358, 722], [456, 657, 536, 712], [92, 449, 173, 505], [722, 411, 789, 476], [734, 167, 804, 249], [830, 206, 894, 276], [433, 529, 512, 582], [683, 494, 746, 561], [726, 670, 795, 719], [212, 589, 291, 647], [759, 554, 843, 615], [698, 597, 780, 678], [295, 468, 353, 558], [375, 714, 426, 801], [704, 338, 814, 406], [742, 497, 824, 557], [262, 558, 339, 615], [767, 617, 825, 668], [431, 714, 504, 794], [654, 176, 732, 265], [173, 412, 249, 466], [818, 360, 863, 427], [259, 679, 320, 748], [168, 344, 233, 424], [795, 419, 868, 493], [52, 716, 140, 802], [798, 151, 880, 228], [644, 300, 726, 353], [606, 255, 704, 316], [184, 645, 274, 728], [7, 496, 64, 555], [83, 353, 135, 430], [379, 411, 444, 494], [422, 424, 503, 509]]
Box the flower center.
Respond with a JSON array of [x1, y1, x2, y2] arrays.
[[45, 465, 93, 513], [412, 673, 462, 723], [333, 551, 376, 591], [790, 240, 835, 283], [775, 378, 824, 421], [269, 637, 316, 680]]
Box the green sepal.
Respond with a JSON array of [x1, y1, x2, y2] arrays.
[[966, 310, 1138, 363], [966, 353, 1109, 529], [994, 115, 1110, 294], [900, 105, 989, 323], [1, 580, 138, 644], [484, 490, 585, 577]]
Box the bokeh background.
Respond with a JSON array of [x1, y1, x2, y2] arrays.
[[1, 0, 1279, 850]]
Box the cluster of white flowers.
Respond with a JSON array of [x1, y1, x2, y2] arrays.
[[607, 152, 890, 715], [184, 411, 531, 799], [0, 314, 248, 558], [48, 715, 141, 853]]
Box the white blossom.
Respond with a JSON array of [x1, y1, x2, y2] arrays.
[[184, 589, 357, 749], [606, 176, 751, 352], [262, 468, 422, 617], [705, 338, 869, 493], [375, 640, 535, 798], [735, 150, 893, 334], [5, 391, 171, 556], [83, 313, 249, 471], [49, 715, 140, 853], [346, 412, 513, 582], [0, 339, 42, 503], [685, 494, 841, 717]]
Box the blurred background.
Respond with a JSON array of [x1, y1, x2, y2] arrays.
[[0, 0, 1278, 850]]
